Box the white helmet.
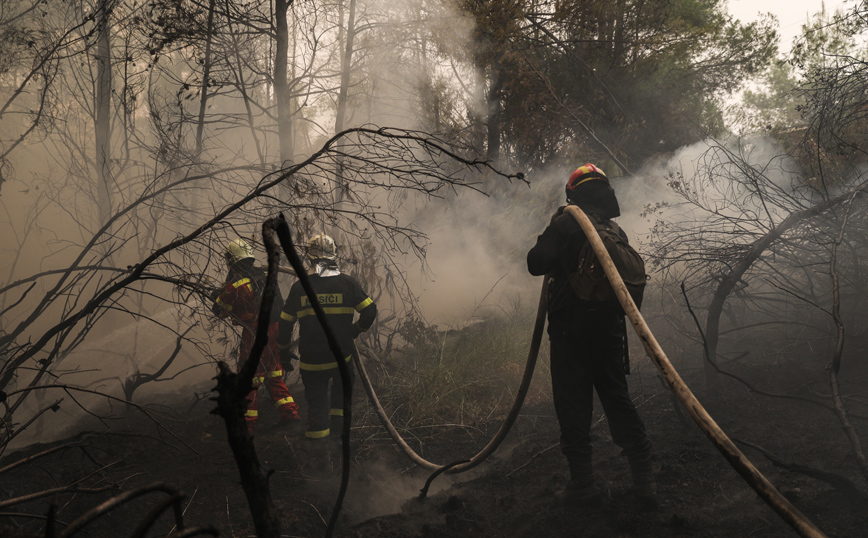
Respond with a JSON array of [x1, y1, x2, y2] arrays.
[[307, 233, 336, 261], [224, 238, 254, 265]]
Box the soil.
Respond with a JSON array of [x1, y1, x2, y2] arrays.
[[2, 357, 867, 538]]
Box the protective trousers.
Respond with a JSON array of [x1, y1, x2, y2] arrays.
[[238, 323, 299, 431], [300, 362, 355, 439], [548, 309, 651, 482]]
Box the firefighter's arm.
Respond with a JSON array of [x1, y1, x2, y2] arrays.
[[277, 316, 297, 370], [527, 221, 562, 276], [277, 288, 298, 367], [277, 308, 296, 348], [351, 296, 377, 338], [211, 285, 233, 319]]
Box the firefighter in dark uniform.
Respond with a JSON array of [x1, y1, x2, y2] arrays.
[[212, 238, 300, 433], [527, 164, 655, 505], [277, 233, 377, 441]]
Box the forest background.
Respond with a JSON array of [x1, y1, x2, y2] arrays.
[[1, 0, 867, 535]]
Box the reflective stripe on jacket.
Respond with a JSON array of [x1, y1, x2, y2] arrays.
[[278, 273, 376, 365]]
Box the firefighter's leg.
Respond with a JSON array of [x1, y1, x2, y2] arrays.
[[550, 331, 596, 493], [301, 369, 330, 439], [261, 348, 300, 420], [591, 317, 655, 502], [245, 387, 260, 434], [328, 362, 354, 439], [266, 375, 300, 420], [239, 339, 261, 433]]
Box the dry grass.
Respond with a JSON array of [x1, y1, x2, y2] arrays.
[[364, 299, 551, 429]]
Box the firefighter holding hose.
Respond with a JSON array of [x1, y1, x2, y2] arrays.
[[527, 164, 656, 506]]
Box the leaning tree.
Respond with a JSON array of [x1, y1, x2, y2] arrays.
[[647, 1, 868, 493]]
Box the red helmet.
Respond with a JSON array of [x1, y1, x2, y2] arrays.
[[566, 164, 608, 199]]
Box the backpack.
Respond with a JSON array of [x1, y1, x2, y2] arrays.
[[567, 214, 647, 311]]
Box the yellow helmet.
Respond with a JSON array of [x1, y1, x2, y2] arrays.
[[224, 238, 254, 265], [307, 233, 336, 261]]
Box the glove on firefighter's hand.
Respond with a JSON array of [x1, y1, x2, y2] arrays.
[[208, 287, 221, 301], [350, 324, 362, 339], [550, 205, 566, 222], [279, 347, 297, 372]]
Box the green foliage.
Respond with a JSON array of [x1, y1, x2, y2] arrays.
[[458, 0, 779, 170], [791, 4, 866, 71], [370, 300, 548, 428], [734, 3, 867, 145], [735, 61, 804, 135]]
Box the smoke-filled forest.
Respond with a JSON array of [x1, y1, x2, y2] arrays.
[[1, 0, 867, 535]]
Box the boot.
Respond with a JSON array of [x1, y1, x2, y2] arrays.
[[628, 455, 657, 507], [555, 478, 601, 505], [557, 459, 599, 504]]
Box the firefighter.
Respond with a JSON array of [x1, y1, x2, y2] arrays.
[[526, 164, 655, 505], [277, 233, 377, 442], [212, 238, 300, 433]]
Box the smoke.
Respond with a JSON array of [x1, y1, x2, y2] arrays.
[[5, 305, 217, 451], [342, 459, 473, 521], [0, 0, 837, 461], [402, 133, 817, 329]]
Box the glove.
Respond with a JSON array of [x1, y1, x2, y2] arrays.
[[279, 346, 297, 372], [350, 324, 362, 339], [550, 205, 566, 222], [208, 283, 224, 301]]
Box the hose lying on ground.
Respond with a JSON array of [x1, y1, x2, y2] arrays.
[[563, 205, 827, 538], [353, 276, 550, 473]]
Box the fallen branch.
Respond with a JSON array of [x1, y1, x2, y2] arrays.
[[0, 441, 84, 475], [734, 437, 868, 503], [0, 461, 119, 510], [505, 443, 558, 478], [1, 385, 197, 455], [56, 483, 190, 538]]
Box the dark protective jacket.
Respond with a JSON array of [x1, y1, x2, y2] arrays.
[[278, 272, 377, 370], [527, 178, 623, 317]]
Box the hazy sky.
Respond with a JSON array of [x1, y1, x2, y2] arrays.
[[727, 0, 853, 53]]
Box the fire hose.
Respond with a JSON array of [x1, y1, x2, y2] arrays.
[[354, 205, 828, 538], [353, 273, 549, 474], [563, 205, 826, 538]]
